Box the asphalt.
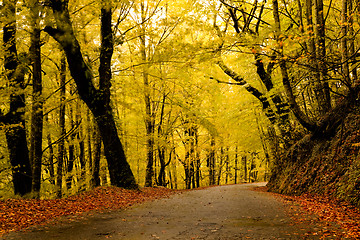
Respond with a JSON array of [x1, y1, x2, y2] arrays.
[[2, 183, 319, 239]]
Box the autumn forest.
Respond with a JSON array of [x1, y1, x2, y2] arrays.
[[0, 0, 359, 210]]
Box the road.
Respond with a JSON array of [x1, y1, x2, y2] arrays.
[[2, 183, 319, 239]]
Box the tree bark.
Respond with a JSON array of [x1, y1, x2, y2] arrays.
[[66, 92, 75, 191], [314, 0, 332, 112], [207, 136, 216, 186], [29, 0, 43, 198], [243, 155, 247, 182], [341, 0, 351, 86], [305, 0, 329, 115], [140, 1, 156, 188], [272, 0, 318, 132], [92, 122, 102, 187], [57, 53, 66, 198], [2, 0, 32, 196], [217, 59, 277, 125], [45, 0, 137, 189]]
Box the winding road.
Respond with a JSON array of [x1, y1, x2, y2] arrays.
[[3, 183, 319, 239]]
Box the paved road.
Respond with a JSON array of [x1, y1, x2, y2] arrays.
[[2, 183, 318, 239]]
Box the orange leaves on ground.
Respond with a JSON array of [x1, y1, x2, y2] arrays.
[[254, 186, 360, 239], [0, 187, 177, 236], [281, 194, 360, 239]]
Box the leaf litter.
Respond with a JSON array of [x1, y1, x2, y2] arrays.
[[254, 186, 360, 239], [0, 187, 177, 236]]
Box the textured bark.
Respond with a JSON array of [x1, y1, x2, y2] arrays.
[[92, 123, 101, 187], [45, 0, 137, 189], [272, 0, 317, 132], [341, 0, 351, 86], [305, 0, 329, 115], [57, 54, 66, 198], [66, 98, 75, 190], [140, 1, 155, 188], [348, 0, 358, 81], [157, 95, 169, 187], [86, 110, 94, 188], [217, 59, 277, 124], [2, 0, 32, 196], [314, 0, 332, 113], [46, 133, 55, 185], [29, 0, 43, 198]]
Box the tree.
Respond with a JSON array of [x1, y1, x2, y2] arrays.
[[1, 0, 32, 196], [214, 0, 292, 149], [28, 0, 44, 199], [44, 0, 137, 189], [57, 53, 66, 198]]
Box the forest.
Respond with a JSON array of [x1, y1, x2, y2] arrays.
[[0, 0, 359, 207]]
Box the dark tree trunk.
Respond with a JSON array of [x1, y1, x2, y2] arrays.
[[314, 0, 332, 112], [2, 0, 32, 196], [217, 147, 224, 185], [225, 149, 230, 184], [234, 147, 238, 184], [191, 161, 195, 189], [76, 104, 85, 178], [140, 2, 155, 188], [207, 136, 216, 186], [195, 153, 200, 188], [243, 155, 248, 182], [29, 0, 43, 198], [45, 0, 137, 189], [86, 110, 94, 188], [46, 133, 55, 185], [57, 54, 66, 198], [66, 97, 75, 190], [92, 122, 102, 187], [157, 94, 169, 187]]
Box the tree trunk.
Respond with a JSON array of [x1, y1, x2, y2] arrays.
[[208, 136, 216, 186], [66, 95, 75, 191], [272, 0, 317, 132], [157, 94, 168, 187], [92, 123, 101, 187], [45, 0, 137, 189], [140, 1, 155, 188], [57, 53, 66, 198], [225, 149, 230, 184], [341, 0, 351, 86], [234, 147, 238, 184], [46, 133, 55, 185], [305, 0, 330, 115], [2, 0, 32, 196], [314, 0, 332, 112], [217, 147, 224, 185], [243, 155, 248, 182], [86, 110, 94, 188], [349, 0, 358, 82], [29, 0, 43, 198]]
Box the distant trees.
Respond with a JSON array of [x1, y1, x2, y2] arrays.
[[0, 0, 282, 198]]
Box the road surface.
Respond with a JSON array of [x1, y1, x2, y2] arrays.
[[2, 183, 319, 239]]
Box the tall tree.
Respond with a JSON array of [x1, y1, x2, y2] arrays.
[[44, 0, 137, 189], [215, 0, 292, 148], [29, 0, 44, 198], [57, 53, 66, 198], [140, 0, 156, 187], [1, 0, 32, 196]]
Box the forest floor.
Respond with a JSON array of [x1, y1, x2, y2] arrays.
[[0, 183, 359, 239]]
